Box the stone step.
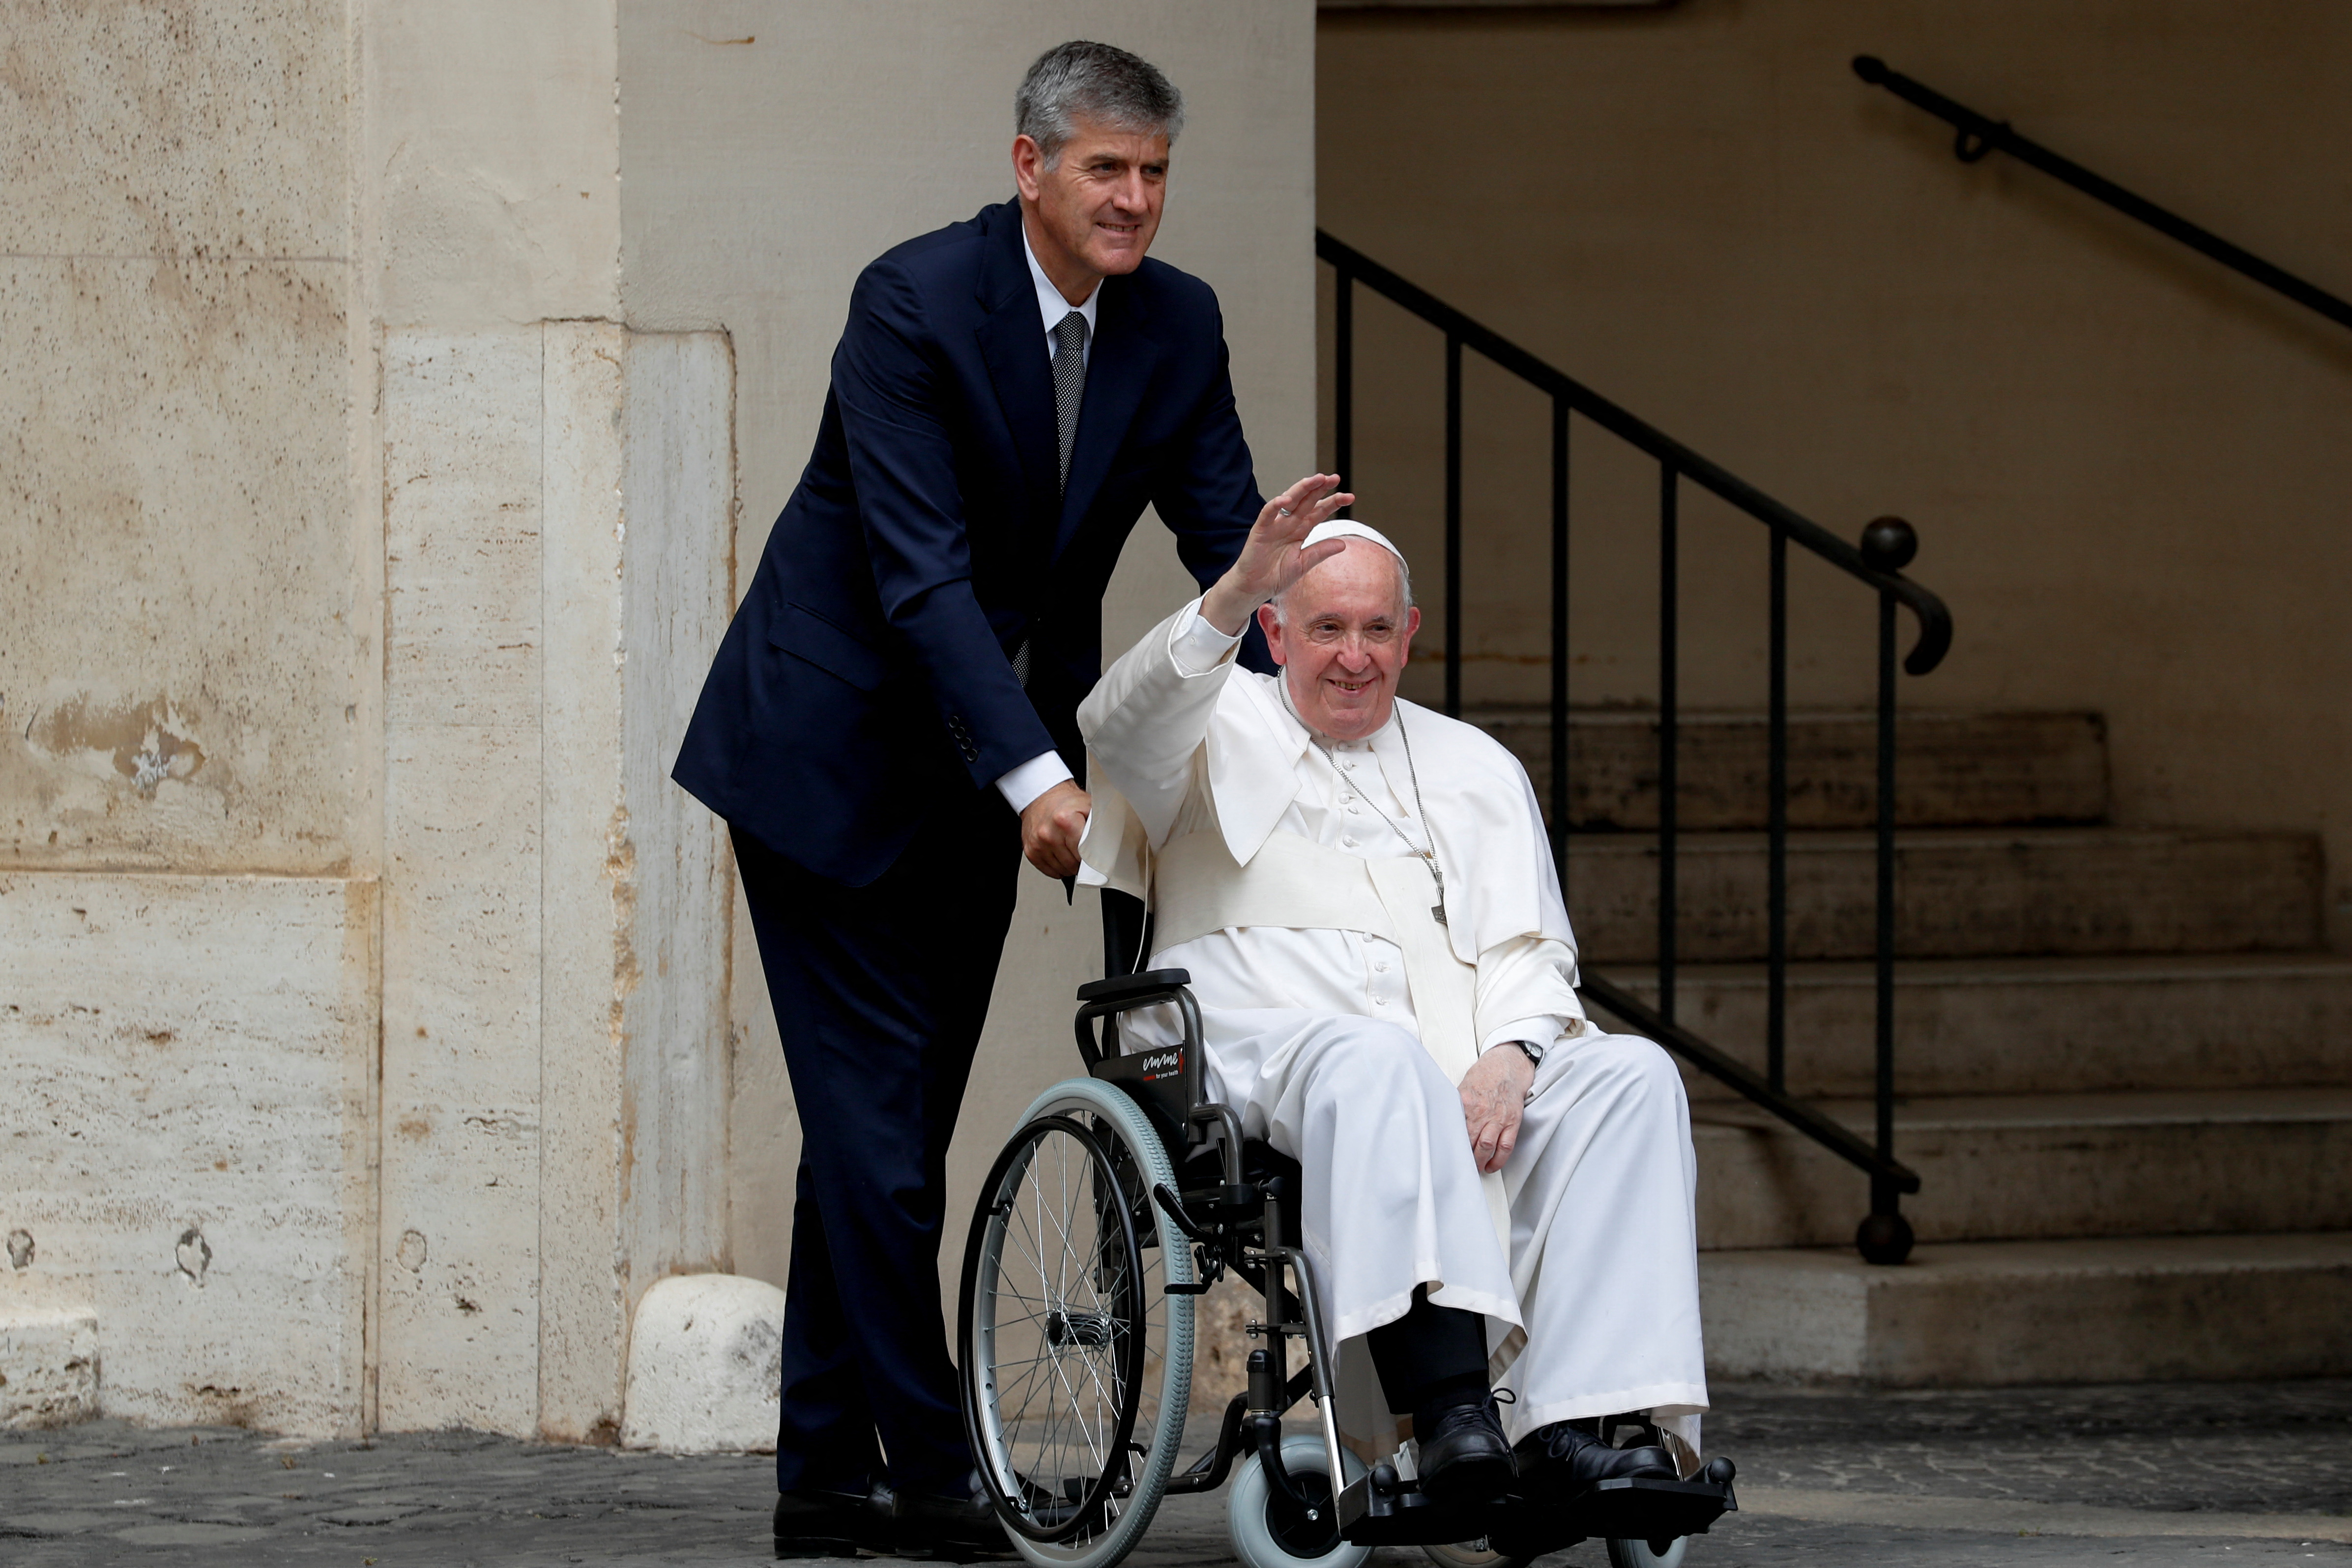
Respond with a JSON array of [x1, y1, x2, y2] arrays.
[[1699, 1232, 2352, 1386], [1468, 708, 2108, 831], [1692, 1087, 2352, 1250], [1564, 827, 2321, 963], [1597, 954, 2352, 1100]]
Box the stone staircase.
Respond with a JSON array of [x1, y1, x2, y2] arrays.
[[1475, 706, 2352, 1387]]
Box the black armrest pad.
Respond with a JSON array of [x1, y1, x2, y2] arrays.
[[1075, 967, 1192, 1006]]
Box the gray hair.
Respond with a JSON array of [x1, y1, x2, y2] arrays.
[[1016, 41, 1184, 167], [1270, 543, 1415, 625]]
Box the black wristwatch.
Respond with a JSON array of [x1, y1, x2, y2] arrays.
[[1510, 1039, 1544, 1069]]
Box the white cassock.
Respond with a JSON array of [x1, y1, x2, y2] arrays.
[[1076, 600, 1708, 1463]]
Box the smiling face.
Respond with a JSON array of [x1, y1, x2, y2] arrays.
[[1013, 115, 1169, 299], [1258, 542, 1421, 742]]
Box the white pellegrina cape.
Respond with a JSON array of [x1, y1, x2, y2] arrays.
[[1076, 623, 1578, 976]]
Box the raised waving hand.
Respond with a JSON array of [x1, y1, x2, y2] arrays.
[[1199, 473, 1356, 636]]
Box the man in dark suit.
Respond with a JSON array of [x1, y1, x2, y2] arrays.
[[673, 40, 1345, 1558]]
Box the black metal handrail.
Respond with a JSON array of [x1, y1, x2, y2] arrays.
[[1319, 229, 1951, 1262], [1854, 55, 2352, 336]]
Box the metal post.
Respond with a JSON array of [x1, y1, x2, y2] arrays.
[[1857, 582, 1914, 1264], [1657, 464, 1678, 1024], [1549, 397, 1570, 886], [1334, 268, 1354, 516], [1876, 588, 1896, 1170], [1443, 335, 1463, 718], [1767, 528, 1788, 1093]]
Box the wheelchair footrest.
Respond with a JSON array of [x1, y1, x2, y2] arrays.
[[1338, 1470, 1734, 1551]]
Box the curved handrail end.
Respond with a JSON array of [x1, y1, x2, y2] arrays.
[[1896, 581, 1954, 676]]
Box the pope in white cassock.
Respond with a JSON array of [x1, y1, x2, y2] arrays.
[[1074, 473, 1709, 1509]]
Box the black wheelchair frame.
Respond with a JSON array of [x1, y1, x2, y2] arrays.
[[959, 893, 1736, 1566]]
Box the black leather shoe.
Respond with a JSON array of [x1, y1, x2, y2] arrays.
[[1416, 1397, 1518, 1505], [773, 1485, 883, 1559], [1512, 1421, 1678, 1499], [879, 1476, 1016, 1562]]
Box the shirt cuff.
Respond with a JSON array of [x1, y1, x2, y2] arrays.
[[995, 750, 1074, 813], [1168, 597, 1244, 678], [1481, 1017, 1565, 1057]]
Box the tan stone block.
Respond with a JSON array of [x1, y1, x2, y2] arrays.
[[375, 324, 735, 1439], [373, 1098, 543, 1436], [536, 326, 735, 1442], [0, 1, 347, 258], [379, 328, 548, 1434], [0, 259, 354, 872], [0, 1308, 99, 1429], [372, 0, 620, 325], [0, 871, 375, 1435], [383, 330, 546, 732]]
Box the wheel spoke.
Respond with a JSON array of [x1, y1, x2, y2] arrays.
[[962, 1103, 1185, 1558]]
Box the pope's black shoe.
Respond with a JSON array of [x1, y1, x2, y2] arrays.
[[1415, 1396, 1518, 1505], [878, 1475, 1016, 1562], [1512, 1421, 1678, 1500], [773, 1485, 884, 1559]]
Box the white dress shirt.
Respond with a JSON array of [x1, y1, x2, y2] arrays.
[[991, 223, 1105, 814]]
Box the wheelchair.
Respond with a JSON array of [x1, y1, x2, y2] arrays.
[[955, 893, 1738, 1568]]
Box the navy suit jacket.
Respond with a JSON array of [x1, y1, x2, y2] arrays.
[[673, 198, 1265, 886]]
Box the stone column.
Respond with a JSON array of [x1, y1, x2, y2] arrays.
[[377, 324, 733, 1439]]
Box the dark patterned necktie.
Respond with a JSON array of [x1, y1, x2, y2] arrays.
[[1015, 310, 1089, 690], [1051, 310, 1089, 492]]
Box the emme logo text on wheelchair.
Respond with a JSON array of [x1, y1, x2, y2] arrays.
[[956, 965, 1738, 1568]]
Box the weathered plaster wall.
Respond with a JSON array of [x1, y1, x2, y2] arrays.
[[1317, 0, 2352, 942], [613, 1, 1322, 1294], [0, 0, 360, 872]]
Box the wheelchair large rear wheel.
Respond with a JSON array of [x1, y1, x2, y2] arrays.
[[960, 1077, 1195, 1568]]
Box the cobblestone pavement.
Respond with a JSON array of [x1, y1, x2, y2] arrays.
[[1, 1380, 2345, 1567]]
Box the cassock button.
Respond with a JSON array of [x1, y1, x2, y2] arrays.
[[1341, 837, 1359, 849]]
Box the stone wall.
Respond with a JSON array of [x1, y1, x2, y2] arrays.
[[0, 0, 1317, 1439], [0, 0, 373, 1435], [373, 324, 733, 1440]]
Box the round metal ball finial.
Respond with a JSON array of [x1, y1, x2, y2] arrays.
[[1859, 516, 1918, 573], [1856, 1210, 1916, 1266]]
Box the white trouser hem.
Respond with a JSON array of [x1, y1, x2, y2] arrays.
[[1330, 1273, 1523, 1344]]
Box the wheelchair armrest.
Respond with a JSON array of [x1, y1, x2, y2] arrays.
[[1074, 967, 1192, 1008]]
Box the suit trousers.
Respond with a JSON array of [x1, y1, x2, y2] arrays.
[[732, 785, 1021, 1498]]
